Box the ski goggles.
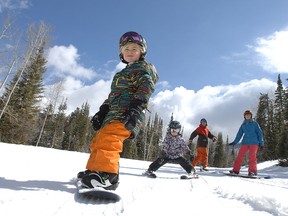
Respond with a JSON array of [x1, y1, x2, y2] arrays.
[[120, 32, 144, 45], [171, 128, 181, 133]]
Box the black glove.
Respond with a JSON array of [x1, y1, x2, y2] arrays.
[[228, 142, 234, 146], [91, 104, 109, 131], [259, 145, 264, 150], [121, 101, 143, 131]]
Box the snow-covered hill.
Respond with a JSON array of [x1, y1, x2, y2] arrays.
[[0, 142, 287, 216]]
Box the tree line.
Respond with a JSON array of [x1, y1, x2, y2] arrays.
[[1, 19, 287, 167]]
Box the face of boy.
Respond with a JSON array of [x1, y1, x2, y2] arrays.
[[121, 43, 142, 63], [170, 128, 180, 136]]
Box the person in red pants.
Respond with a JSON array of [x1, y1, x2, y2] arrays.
[[189, 118, 217, 171], [229, 110, 264, 176]]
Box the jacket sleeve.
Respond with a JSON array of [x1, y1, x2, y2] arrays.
[[255, 122, 264, 145], [182, 141, 190, 152], [130, 64, 158, 110], [160, 136, 169, 152], [232, 125, 244, 145], [208, 130, 215, 140], [189, 130, 198, 141]]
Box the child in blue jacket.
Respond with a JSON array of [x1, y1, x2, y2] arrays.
[[229, 110, 264, 176]]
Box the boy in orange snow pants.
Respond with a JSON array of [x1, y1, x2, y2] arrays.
[[77, 31, 158, 190], [189, 118, 217, 172]]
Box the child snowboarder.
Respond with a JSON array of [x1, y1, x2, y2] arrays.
[[78, 31, 158, 190], [229, 110, 264, 176], [189, 118, 217, 171], [144, 121, 196, 178]]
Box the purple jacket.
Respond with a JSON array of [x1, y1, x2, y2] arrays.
[[161, 133, 189, 159]]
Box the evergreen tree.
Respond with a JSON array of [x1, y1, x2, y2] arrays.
[[212, 132, 226, 167], [278, 77, 288, 159], [61, 103, 91, 151], [274, 74, 285, 157], [51, 99, 68, 149], [256, 93, 277, 160]]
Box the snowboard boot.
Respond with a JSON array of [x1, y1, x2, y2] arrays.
[[229, 170, 239, 175], [248, 172, 257, 177], [191, 166, 196, 174], [81, 171, 119, 190], [77, 169, 92, 179], [202, 167, 209, 171], [144, 169, 157, 178]]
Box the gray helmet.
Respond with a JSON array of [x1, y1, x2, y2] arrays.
[[169, 121, 181, 130]]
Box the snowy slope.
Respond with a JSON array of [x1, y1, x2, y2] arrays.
[[0, 142, 287, 216]]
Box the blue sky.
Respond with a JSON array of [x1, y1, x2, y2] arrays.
[[1, 0, 288, 140]]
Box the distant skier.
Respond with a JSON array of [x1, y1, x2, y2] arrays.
[[229, 110, 264, 176], [189, 118, 217, 171], [77, 31, 158, 190], [144, 121, 196, 178]]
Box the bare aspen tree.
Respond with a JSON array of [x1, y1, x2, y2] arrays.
[[36, 81, 64, 147], [0, 15, 19, 90], [0, 21, 50, 121]]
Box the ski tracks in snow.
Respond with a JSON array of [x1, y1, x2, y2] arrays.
[[209, 174, 288, 216]]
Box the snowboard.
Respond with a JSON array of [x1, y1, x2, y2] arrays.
[[180, 174, 199, 179], [143, 172, 199, 179], [223, 172, 271, 179], [76, 180, 121, 202]]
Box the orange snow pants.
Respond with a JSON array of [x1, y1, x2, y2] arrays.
[[192, 147, 208, 168], [86, 121, 131, 174]]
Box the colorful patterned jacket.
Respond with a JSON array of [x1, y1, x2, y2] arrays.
[[100, 60, 158, 139], [161, 133, 190, 159]]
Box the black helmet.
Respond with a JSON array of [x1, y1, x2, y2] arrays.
[[169, 121, 181, 130], [119, 31, 147, 63], [200, 118, 207, 124]]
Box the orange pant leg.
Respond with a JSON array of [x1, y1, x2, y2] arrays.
[[192, 147, 208, 167], [86, 121, 131, 174]]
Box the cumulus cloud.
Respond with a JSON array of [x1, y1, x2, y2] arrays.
[[63, 77, 111, 113], [46, 45, 96, 80], [151, 79, 276, 140], [44, 76, 111, 114], [254, 29, 288, 73], [47, 75, 275, 140]]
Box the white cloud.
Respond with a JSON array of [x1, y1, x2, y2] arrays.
[[151, 78, 276, 140], [46, 73, 276, 140], [254, 29, 288, 73], [156, 81, 170, 89], [46, 45, 96, 80], [0, 0, 29, 12], [57, 76, 111, 114]]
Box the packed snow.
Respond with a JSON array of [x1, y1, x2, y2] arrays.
[[0, 142, 287, 216]]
